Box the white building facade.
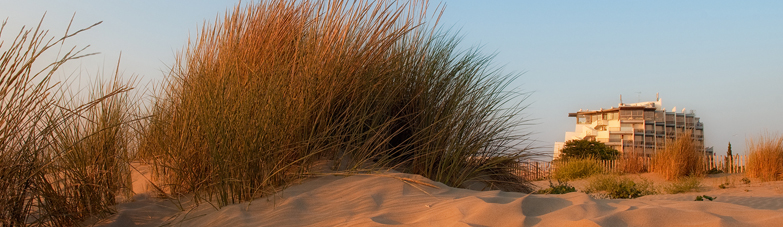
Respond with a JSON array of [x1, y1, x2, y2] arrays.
[[554, 96, 707, 159]]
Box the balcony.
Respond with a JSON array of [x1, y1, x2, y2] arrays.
[[608, 127, 633, 134]]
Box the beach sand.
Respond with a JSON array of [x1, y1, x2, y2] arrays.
[[93, 166, 783, 227]]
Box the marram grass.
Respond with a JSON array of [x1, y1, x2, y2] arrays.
[[0, 17, 137, 226], [140, 0, 535, 207], [746, 133, 783, 182], [653, 132, 705, 181]]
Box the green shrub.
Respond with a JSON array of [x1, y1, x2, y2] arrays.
[[695, 195, 716, 201], [536, 180, 577, 194], [559, 139, 619, 160], [551, 158, 604, 181], [663, 176, 701, 194], [741, 177, 751, 184], [585, 175, 657, 199]]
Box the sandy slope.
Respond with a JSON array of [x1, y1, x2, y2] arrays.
[[93, 167, 783, 227]]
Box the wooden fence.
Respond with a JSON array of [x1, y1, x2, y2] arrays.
[[518, 154, 747, 181]]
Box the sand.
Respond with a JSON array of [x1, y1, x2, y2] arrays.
[[92, 166, 783, 227]]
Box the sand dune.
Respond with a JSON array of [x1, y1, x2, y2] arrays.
[[94, 169, 783, 227]]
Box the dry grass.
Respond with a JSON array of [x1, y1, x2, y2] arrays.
[[0, 17, 137, 226], [653, 132, 705, 181], [746, 133, 783, 182], [139, 0, 534, 208], [618, 152, 647, 174], [551, 158, 604, 181]]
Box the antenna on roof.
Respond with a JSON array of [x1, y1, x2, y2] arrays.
[[656, 93, 659, 101], [619, 94, 623, 106], [636, 92, 641, 102]]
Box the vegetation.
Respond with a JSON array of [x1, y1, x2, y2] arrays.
[[551, 158, 604, 181], [558, 139, 619, 160], [746, 133, 783, 181], [695, 195, 715, 201], [585, 174, 657, 199], [663, 176, 701, 194], [617, 153, 647, 174], [652, 132, 704, 180], [725, 142, 733, 172], [536, 180, 577, 194], [139, 0, 534, 208], [0, 18, 135, 226]]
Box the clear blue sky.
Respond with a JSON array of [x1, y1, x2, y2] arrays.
[[3, 1, 782, 158]]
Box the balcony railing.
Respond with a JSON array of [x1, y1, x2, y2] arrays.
[[609, 138, 622, 143]]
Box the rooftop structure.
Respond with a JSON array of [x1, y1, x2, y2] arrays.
[[554, 95, 707, 159]]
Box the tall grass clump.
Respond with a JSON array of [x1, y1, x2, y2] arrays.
[[0, 17, 135, 226], [50, 71, 136, 219], [653, 132, 704, 180], [746, 133, 783, 181], [618, 152, 646, 174], [141, 0, 534, 207], [551, 158, 603, 181]]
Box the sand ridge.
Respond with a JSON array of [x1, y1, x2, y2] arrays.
[[93, 169, 783, 227]]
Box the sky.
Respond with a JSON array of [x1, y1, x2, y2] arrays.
[[2, 1, 781, 159]]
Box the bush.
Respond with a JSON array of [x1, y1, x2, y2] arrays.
[[559, 139, 619, 160], [140, 0, 534, 207], [551, 158, 604, 181], [746, 133, 783, 182], [585, 174, 657, 199], [536, 180, 577, 194], [653, 132, 704, 180], [663, 176, 701, 194]]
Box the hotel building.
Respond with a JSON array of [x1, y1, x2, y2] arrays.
[[553, 96, 707, 159]]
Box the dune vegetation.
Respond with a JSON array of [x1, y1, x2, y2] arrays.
[[139, 0, 534, 207], [0, 18, 137, 226], [653, 132, 705, 180], [1, 0, 537, 225], [746, 133, 783, 181]]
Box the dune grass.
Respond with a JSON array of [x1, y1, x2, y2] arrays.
[[663, 176, 701, 194], [617, 152, 647, 174], [0, 17, 137, 226], [585, 174, 657, 199], [139, 0, 534, 208], [746, 133, 783, 182], [653, 132, 705, 181], [551, 158, 604, 181]]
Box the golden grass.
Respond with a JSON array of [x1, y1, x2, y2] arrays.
[[0, 16, 137, 226], [140, 0, 534, 207], [653, 132, 705, 181], [746, 133, 783, 182], [551, 158, 604, 181], [618, 152, 647, 174]]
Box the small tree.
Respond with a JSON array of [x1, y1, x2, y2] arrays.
[[725, 142, 733, 172], [559, 139, 619, 160]]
